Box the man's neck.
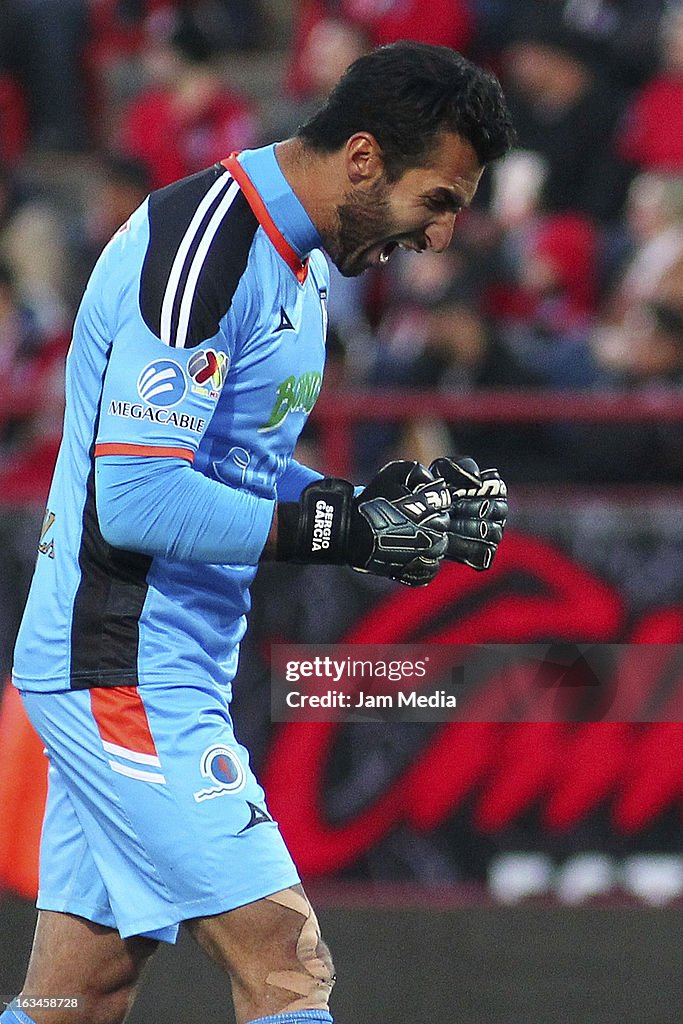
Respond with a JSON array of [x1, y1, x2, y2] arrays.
[[273, 138, 339, 250]]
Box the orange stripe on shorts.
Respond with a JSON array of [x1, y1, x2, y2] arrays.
[[90, 687, 158, 757]]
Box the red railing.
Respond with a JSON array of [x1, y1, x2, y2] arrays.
[[2, 387, 683, 483], [311, 389, 683, 478]]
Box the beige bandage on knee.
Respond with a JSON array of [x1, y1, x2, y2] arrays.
[[265, 889, 335, 1011]]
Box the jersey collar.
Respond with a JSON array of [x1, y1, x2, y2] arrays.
[[222, 145, 323, 285]]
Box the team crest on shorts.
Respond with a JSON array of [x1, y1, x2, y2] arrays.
[[193, 744, 246, 802]]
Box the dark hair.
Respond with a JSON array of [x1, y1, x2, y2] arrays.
[[298, 41, 515, 181]]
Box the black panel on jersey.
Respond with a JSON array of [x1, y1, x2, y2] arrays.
[[70, 446, 152, 689], [140, 165, 259, 349]]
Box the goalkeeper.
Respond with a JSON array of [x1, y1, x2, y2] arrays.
[[7, 40, 512, 1024]]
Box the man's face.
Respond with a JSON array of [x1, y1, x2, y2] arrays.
[[327, 131, 483, 278]]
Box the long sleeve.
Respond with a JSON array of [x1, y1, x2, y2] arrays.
[[96, 454, 274, 565], [275, 458, 324, 501]]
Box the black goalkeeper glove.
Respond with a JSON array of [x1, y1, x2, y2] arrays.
[[430, 456, 508, 571], [277, 460, 451, 587]]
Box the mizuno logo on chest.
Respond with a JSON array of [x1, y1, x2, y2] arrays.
[[275, 306, 295, 332]]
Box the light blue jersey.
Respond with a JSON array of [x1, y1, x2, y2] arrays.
[[13, 146, 329, 693], [13, 147, 326, 939]]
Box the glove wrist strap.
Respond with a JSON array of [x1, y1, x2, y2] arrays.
[[277, 478, 355, 564]]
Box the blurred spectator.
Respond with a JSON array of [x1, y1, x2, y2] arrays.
[[375, 299, 550, 478], [408, 303, 537, 394], [559, 0, 668, 88], [500, 9, 630, 221], [110, 0, 267, 52], [277, 16, 370, 135], [0, 164, 70, 335], [86, 0, 266, 67], [583, 295, 683, 481], [595, 298, 683, 387], [523, 212, 598, 326], [191, 0, 268, 53], [617, 6, 683, 175], [286, 0, 473, 101], [370, 244, 486, 381], [0, 0, 89, 151], [607, 173, 683, 323], [0, 0, 680, 501], [489, 149, 548, 232], [117, 9, 261, 188], [0, 259, 66, 468], [0, 261, 44, 451], [491, 212, 599, 389], [343, 0, 474, 50], [68, 153, 152, 304], [473, 0, 667, 88], [362, 239, 550, 477]]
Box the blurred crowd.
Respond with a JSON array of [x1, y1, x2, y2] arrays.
[[0, 0, 682, 670]]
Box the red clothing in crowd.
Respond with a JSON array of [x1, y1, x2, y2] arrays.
[[618, 75, 683, 173], [487, 212, 599, 331], [343, 0, 474, 49], [533, 212, 599, 322], [0, 329, 68, 504], [286, 0, 474, 99], [119, 85, 260, 189], [0, 75, 28, 164]]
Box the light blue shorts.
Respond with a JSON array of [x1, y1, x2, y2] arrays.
[[21, 682, 299, 943]]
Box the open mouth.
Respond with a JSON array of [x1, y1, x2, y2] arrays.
[[378, 239, 425, 264], [378, 242, 399, 264]]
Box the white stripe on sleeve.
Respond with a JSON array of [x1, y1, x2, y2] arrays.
[[160, 171, 234, 347]]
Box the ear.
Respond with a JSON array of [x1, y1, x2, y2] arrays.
[[344, 132, 385, 186]]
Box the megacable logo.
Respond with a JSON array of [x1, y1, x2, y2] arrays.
[[137, 360, 187, 407]]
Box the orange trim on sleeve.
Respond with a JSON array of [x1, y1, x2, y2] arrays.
[[94, 443, 194, 462], [222, 153, 309, 285]]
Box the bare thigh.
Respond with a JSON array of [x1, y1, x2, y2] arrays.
[[16, 910, 157, 1024], [187, 884, 335, 1024]]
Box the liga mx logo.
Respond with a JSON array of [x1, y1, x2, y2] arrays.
[[188, 348, 228, 399], [137, 359, 187, 407], [193, 744, 246, 803]]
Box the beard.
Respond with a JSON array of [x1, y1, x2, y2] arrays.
[[325, 178, 396, 277]]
